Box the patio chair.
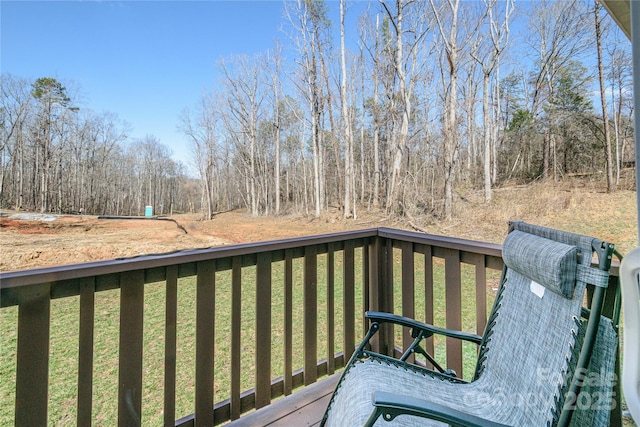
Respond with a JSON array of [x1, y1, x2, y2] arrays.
[[321, 222, 619, 426]]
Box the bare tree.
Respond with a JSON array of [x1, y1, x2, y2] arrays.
[[285, 0, 332, 218], [430, 0, 483, 219], [1, 74, 192, 216], [268, 43, 284, 215], [359, 12, 384, 208], [179, 97, 218, 219], [471, 0, 513, 202], [606, 36, 633, 184], [220, 55, 265, 216], [341, 0, 355, 218], [527, 0, 591, 180], [594, 1, 614, 192], [371, 14, 382, 209], [0, 75, 33, 210], [379, 0, 430, 214], [4, 0, 633, 222]]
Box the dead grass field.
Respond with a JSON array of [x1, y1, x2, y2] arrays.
[[1, 180, 637, 272]]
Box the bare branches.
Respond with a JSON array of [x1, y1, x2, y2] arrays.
[[2, 0, 632, 223]]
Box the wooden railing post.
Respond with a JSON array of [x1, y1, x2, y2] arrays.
[[368, 235, 393, 356], [382, 238, 395, 356], [368, 236, 381, 354], [444, 249, 463, 377], [78, 277, 95, 426], [362, 240, 370, 339], [255, 252, 272, 408], [164, 266, 178, 427], [15, 283, 51, 427], [283, 249, 294, 396], [343, 240, 356, 358], [118, 270, 145, 427], [304, 246, 318, 385], [423, 246, 435, 363], [467, 253, 488, 337], [230, 257, 242, 419], [400, 241, 415, 362], [326, 243, 336, 375], [195, 260, 215, 426]]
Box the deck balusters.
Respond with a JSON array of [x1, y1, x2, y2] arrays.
[[326, 244, 336, 376], [15, 283, 51, 426], [343, 241, 356, 360], [195, 260, 215, 426], [303, 246, 318, 386], [163, 266, 178, 426], [284, 249, 294, 396], [117, 270, 145, 427], [78, 277, 95, 426], [230, 257, 242, 419], [1, 228, 515, 426], [255, 253, 272, 409]]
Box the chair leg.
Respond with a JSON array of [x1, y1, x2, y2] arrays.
[[364, 408, 382, 427]]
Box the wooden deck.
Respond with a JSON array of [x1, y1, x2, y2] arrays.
[[0, 228, 513, 426], [227, 374, 340, 427], [1, 227, 625, 425]]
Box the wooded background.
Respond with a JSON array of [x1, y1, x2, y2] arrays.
[[0, 0, 635, 220]]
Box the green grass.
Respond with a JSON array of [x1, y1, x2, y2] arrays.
[[1, 306, 18, 425], [0, 248, 499, 425], [389, 251, 500, 379]]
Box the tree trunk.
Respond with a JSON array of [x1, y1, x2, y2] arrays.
[[595, 2, 615, 192], [443, 52, 457, 220], [483, 72, 492, 202], [543, 131, 550, 180], [385, 0, 410, 215], [341, 0, 354, 218], [372, 14, 381, 209], [312, 98, 321, 218], [431, 0, 461, 221]]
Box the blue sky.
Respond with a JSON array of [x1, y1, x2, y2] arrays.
[[2, 1, 628, 172], [1, 0, 292, 168]]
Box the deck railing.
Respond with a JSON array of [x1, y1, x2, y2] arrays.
[[3, 226, 602, 426]]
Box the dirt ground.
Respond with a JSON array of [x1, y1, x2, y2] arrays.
[[2, 182, 638, 272], [0, 209, 389, 271]]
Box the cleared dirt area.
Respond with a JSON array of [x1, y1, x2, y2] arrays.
[[0, 209, 385, 271], [2, 181, 638, 272]]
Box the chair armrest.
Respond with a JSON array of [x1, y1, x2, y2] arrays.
[[365, 311, 482, 344], [369, 391, 509, 427]]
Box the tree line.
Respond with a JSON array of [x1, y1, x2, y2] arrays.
[[1, 0, 635, 220], [180, 0, 634, 220], [0, 76, 199, 215]]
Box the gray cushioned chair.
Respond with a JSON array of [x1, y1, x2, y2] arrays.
[[321, 222, 619, 426]]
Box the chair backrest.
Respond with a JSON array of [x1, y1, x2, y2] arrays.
[[472, 222, 616, 426]]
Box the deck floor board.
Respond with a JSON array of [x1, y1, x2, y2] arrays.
[[227, 373, 339, 426]]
